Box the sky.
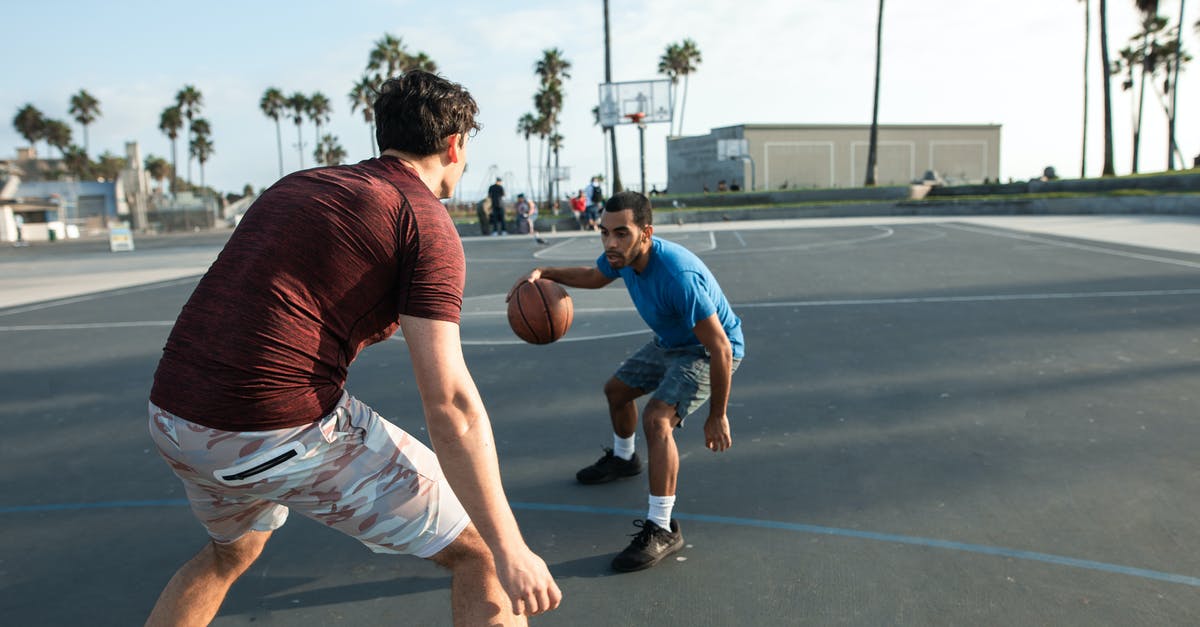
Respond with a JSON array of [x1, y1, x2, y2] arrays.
[[3, 0, 1198, 201]]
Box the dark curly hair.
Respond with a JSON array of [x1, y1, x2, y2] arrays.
[[603, 191, 653, 226], [374, 70, 481, 156]]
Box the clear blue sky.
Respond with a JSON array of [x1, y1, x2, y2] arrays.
[[4, 0, 1197, 199]]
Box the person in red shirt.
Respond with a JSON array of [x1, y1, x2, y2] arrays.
[[145, 71, 560, 626], [568, 190, 587, 229]]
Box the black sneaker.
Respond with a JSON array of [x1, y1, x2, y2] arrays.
[[611, 519, 684, 572], [576, 448, 642, 484]]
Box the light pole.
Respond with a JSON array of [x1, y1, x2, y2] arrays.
[[627, 112, 647, 194]]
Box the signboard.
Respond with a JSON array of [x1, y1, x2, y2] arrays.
[[717, 138, 749, 160], [597, 80, 673, 127], [109, 226, 135, 252]]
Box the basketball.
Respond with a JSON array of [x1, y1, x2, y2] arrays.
[[508, 279, 573, 344]]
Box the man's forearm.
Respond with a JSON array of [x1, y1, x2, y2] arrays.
[[425, 399, 525, 555], [538, 266, 610, 289], [708, 347, 733, 417]]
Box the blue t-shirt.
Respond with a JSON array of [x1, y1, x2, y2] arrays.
[[596, 238, 744, 358]]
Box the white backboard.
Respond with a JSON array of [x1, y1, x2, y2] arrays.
[[717, 138, 749, 160], [597, 80, 673, 127]]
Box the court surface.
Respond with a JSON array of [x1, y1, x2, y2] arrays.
[[2, 216, 1199, 625]]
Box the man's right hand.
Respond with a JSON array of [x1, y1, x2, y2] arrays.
[[494, 547, 562, 617], [506, 269, 541, 302]]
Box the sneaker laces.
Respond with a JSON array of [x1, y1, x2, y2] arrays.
[[627, 520, 659, 549]]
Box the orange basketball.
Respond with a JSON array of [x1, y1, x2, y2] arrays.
[[507, 279, 573, 344]]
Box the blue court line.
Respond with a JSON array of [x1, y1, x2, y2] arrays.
[[6, 498, 1199, 588]]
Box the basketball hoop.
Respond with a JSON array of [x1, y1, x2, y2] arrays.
[[625, 112, 646, 125]]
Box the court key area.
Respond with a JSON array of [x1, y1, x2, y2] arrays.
[[2, 217, 1199, 625]]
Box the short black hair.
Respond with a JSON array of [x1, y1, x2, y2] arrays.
[[603, 191, 653, 226], [374, 70, 481, 156]]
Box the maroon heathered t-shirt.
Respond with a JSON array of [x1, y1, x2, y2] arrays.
[[150, 156, 465, 431]]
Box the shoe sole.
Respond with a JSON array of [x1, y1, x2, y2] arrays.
[[576, 468, 642, 485], [611, 536, 684, 573]]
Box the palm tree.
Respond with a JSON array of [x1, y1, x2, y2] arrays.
[[159, 105, 183, 193], [63, 146, 90, 179], [535, 86, 563, 203], [1099, 0, 1117, 176], [286, 92, 309, 169], [12, 104, 46, 153], [314, 134, 347, 166], [1132, 1, 1163, 173], [657, 43, 684, 135], [68, 90, 101, 157], [191, 118, 212, 144], [190, 135, 214, 190], [43, 119, 72, 157], [673, 39, 702, 136], [602, 0, 622, 192], [307, 92, 332, 160], [409, 52, 438, 73], [1079, 0, 1091, 177], [535, 48, 571, 203], [517, 113, 539, 197], [368, 34, 409, 80], [94, 151, 127, 182], [175, 85, 204, 183], [144, 155, 170, 194], [260, 87, 286, 177], [1167, 0, 1187, 169], [865, 0, 885, 186], [349, 76, 377, 156]]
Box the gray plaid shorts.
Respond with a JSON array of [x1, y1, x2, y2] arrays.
[[614, 340, 742, 424], [148, 392, 469, 558]]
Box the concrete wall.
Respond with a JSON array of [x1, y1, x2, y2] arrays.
[[668, 124, 1002, 193]]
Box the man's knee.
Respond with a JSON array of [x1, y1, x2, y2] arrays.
[[209, 529, 270, 577], [428, 524, 492, 571], [642, 401, 679, 439], [604, 377, 640, 406]]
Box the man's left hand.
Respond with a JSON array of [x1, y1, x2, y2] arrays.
[[704, 414, 732, 452]]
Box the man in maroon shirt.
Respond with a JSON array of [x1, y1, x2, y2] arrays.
[[145, 71, 560, 626]]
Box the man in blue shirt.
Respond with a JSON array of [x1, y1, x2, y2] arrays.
[[510, 191, 744, 572]]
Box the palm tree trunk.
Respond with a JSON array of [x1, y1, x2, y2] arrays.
[[1081, 0, 1090, 178], [865, 0, 885, 186], [275, 120, 284, 178], [296, 123, 305, 169], [170, 139, 178, 195], [186, 121, 193, 184], [1168, 0, 1185, 169], [603, 0, 622, 193], [545, 139, 553, 205], [314, 123, 322, 165], [1099, 0, 1116, 176], [526, 138, 533, 197], [1132, 42, 1148, 173]]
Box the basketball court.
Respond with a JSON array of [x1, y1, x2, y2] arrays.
[[2, 215, 1200, 624]]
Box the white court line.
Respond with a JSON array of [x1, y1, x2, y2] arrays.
[[735, 288, 1200, 310], [0, 321, 175, 331], [733, 231, 747, 247], [942, 223, 1200, 271], [704, 225, 895, 256], [0, 277, 200, 317], [8, 288, 1198, 334], [532, 238, 580, 260]]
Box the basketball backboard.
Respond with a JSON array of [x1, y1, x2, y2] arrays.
[[717, 138, 749, 160], [597, 80, 672, 127]]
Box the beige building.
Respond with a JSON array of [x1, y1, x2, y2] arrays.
[[667, 123, 1001, 193]]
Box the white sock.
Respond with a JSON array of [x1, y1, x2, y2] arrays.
[[613, 433, 636, 460], [647, 494, 675, 530]]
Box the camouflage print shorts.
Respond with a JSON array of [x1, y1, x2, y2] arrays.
[[148, 393, 469, 558]]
